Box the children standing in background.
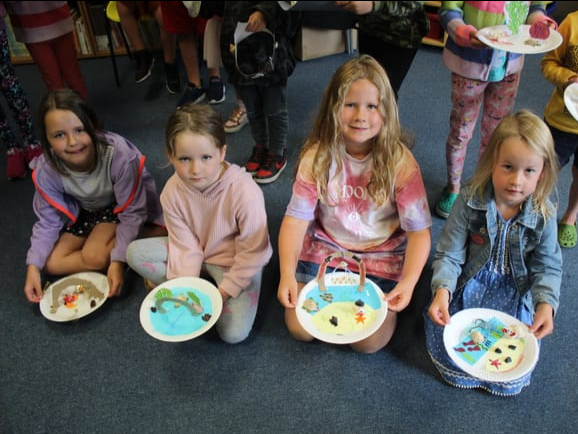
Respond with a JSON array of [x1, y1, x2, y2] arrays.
[[4, 1, 88, 98], [116, 1, 180, 93], [126, 104, 272, 344], [434, 1, 556, 219], [277, 55, 432, 353], [425, 110, 562, 395], [160, 1, 224, 107], [194, 1, 299, 184], [541, 11, 578, 248], [24, 89, 165, 303], [0, 2, 42, 179], [336, 1, 429, 100]]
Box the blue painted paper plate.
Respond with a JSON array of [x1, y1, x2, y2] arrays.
[[139, 277, 222, 342]]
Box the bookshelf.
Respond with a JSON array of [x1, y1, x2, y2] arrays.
[[6, 1, 159, 65]]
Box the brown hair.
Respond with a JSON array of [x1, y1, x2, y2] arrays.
[[165, 103, 226, 158], [38, 89, 105, 175]]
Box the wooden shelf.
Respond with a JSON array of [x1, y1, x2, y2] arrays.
[[6, 1, 156, 64]]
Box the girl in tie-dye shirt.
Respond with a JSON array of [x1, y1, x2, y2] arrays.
[[277, 55, 432, 353]]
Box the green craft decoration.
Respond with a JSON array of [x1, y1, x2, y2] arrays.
[[187, 291, 202, 306], [505, 1, 529, 35], [155, 288, 173, 300]]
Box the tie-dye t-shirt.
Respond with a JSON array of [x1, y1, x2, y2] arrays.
[[286, 145, 432, 281]]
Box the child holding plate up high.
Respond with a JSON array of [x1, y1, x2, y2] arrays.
[[277, 55, 432, 354], [434, 1, 557, 219], [126, 104, 272, 344], [541, 10, 578, 248], [425, 110, 562, 396]]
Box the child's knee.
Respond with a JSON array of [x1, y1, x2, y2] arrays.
[[81, 250, 109, 270], [217, 326, 251, 344]]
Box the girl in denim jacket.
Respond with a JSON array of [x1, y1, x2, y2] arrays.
[[425, 110, 562, 396]]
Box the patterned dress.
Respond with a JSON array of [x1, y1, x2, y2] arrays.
[[424, 212, 535, 396]]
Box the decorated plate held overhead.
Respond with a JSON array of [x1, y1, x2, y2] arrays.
[[139, 277, 222, 342], [476, 24, 562, 54], [296, 251, 387, 345], [443, 308, 539, 382], [39, 272, 109, 322]]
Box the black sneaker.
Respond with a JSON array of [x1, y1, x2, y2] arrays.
[[254, 151, 287, 184], [164, 61, 181, 94], [245, 145, 266, 174], [177, 83, 206, 107], [207, 76, 225, 104], [134, 50, 154, 83]]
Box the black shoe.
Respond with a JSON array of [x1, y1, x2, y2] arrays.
[[254, 150, 287, 184], [207, 76, 225, 104], [164, 61, 181, 94], [177, 83, 206, 107], [134, 50, 154, 83]]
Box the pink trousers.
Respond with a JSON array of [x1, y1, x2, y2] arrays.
[[445, 72, 520, 188], [26, 32, 88, 99]]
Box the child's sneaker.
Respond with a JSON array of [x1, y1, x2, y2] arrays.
[[177, 83, 206, 107], [245, 145, 266, 174], [164, 61, 181, 94], [254, 151, 287, 184], [134, 49, 155, 83], [224, 106, 248, 133], [6, 147, 27, 180], [207, 76, 225, 104]]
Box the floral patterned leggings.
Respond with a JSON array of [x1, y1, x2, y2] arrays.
[[445, 72, 520, 189], [0, 27, 39, 151]]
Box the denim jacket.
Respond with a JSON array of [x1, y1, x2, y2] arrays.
[[431, 185, 562, 314]]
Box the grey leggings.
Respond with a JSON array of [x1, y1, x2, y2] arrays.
[[127, 237, 263, 344]]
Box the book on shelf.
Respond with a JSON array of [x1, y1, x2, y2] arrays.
[[69, 4, 93, 56]]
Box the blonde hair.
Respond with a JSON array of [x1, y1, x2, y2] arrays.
[[298, 54, 405, 206], [165, 103, 226, 158], [468, 110, 559, 218]]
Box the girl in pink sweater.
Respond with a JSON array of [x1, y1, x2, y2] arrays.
[[127, 104, 272, 344]]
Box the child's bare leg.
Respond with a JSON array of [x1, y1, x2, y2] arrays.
[[284, 282, 314, 342], [350, 311, 397, 354], [45, 223, 116, 275]]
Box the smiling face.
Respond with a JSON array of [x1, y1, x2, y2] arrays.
[[44, 109, 95, 172], [170, 131, 226, 192], [492, 137, 544, 216], [340, 79, 383, 159]]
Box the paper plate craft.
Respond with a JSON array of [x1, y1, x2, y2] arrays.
[[443, 308, 539, 382], [564, 83, 578, 122], [296, 251, 388, 345], [139, 277, 223, 342], [476, 24, 562, 54], [39, 272, 109, 322]]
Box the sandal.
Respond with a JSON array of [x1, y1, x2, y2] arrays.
[[558, 222, 577, 248], [224, 106, 248, 133], [435, 189, 458, 219]]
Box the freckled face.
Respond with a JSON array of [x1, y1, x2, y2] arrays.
[[340, 79, 383, 158], [44, 109, 95, 172], [170, 132, 226, 192], [492, 137, 544, 212]]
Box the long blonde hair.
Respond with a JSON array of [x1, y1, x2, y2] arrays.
[[298, 54, 405, 206], [468, 110, 559, 218]]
